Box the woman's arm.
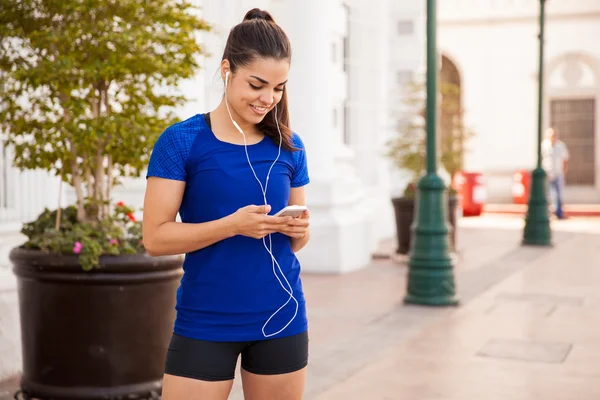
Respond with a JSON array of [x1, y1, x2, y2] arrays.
[[142, 177, 291, 256], [282, 186, 310, 253]]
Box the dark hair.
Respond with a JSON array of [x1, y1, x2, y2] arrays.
[[222, 9, 295, 151]]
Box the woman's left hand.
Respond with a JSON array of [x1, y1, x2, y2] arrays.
[[278, 209, 310, 239]]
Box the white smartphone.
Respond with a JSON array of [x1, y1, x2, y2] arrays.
[[273, 205, 308, 218]]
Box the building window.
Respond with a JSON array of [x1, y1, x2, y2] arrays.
[[343, 4, 350, 72], [397, 20, 414, 35]]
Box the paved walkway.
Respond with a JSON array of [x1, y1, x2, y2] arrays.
[[233, 215, 600, 399], [313, 216, 600, 399], [2, 215, 599, 399]]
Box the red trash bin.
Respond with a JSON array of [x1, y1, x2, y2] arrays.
[[453, 171, 486, 217], [512, 170, 531, 204]]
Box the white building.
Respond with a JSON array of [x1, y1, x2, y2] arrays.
[[438, 0, 600, 203], [1, 0, 599, 380]]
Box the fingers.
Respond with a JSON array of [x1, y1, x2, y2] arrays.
[[279, 229, 308, 238], [252, 227, 279, 239], [281, 227, 307, 235], [242, 206, 310, 240], [245, 205, 271, 214], [262, 215, 293, 225], [261, 217, 309, 229], [285, 218, 310, 227], [298, 210, 310, 219]]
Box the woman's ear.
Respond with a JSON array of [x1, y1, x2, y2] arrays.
[[221, 60, 231, 85]]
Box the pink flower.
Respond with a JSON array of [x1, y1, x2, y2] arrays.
[[109, 239, 118, 245], [73, 241, 83, 254]]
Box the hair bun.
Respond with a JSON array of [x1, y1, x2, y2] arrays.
[[243, 8, 275, 23]]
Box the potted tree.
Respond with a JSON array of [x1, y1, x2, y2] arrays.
[[0, 2, 210, 399], [387, 79, 473, 255], [387, 80, 426, 254], [439, 81, 475, 246]]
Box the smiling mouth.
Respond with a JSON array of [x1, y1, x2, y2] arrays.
[[250, 105, 269, 114]]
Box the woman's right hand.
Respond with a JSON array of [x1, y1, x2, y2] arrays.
[[228, 205, 292, 239]]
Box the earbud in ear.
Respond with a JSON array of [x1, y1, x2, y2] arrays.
[[225, 71, 230, 87]]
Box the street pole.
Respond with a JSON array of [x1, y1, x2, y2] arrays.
[[404, 0, 458, 306], [523, 0, 552, 246]]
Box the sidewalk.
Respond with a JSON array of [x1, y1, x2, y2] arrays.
[[312, 215, 600, 400], [2, 215, 599, 399], [230, 215, 600, 399]]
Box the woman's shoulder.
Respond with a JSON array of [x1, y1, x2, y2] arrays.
[[155, 114, 211, 154], [162, 114, 208, 141], [290, 131, 306, 150]]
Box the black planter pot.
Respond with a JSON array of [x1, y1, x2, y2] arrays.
[[10, 248, 183, 400], [391, 194, 459, 255], [391, 197, 415, 255]]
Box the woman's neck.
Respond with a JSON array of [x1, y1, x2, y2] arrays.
[[213, 101, 257, 133], [210, 100, 263, 144]]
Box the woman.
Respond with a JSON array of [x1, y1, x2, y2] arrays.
[[143, 8, 311, 400]]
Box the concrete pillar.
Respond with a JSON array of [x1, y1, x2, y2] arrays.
[[344, 0, 396, 249], [270, 0, 373, 273]]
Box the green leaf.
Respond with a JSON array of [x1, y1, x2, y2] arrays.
[[1, 0, 210, 269], [0, 0, 210, 218]]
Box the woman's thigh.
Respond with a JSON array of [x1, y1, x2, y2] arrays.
[[162, 333, 245, 399], [241, 367, 306, 400], [240, 331, 309, 400], [162, 373, 233, 400]]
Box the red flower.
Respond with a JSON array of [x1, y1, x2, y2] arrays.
[[116, 201, 125, 207], [127, 213, 136, 223]]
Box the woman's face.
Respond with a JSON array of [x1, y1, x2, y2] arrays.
[[224, 57, 290, 126]]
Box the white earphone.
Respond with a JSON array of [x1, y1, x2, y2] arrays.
[[225, 72, 242, 132], [224, 69, 298, 338]]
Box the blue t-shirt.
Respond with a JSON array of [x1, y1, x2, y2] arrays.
[[146, 113, 310, 342]]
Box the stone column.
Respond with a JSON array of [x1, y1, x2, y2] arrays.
[[344, 0, 396, 250], [270, 0, 373, 273]]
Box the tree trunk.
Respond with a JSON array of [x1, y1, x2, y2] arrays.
[[85, 164, 94, 200], [105, 155, 113, 217], [71, 160, 86, 222], [94, 154, 105, 219]]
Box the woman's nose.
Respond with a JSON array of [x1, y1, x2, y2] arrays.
[[258, 91, 274, 106]]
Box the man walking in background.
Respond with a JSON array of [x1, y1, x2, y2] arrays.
[[542, 127, 569, 219]]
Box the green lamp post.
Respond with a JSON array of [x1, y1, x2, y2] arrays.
[[404, 0, 458, 306], [523, 0, 552, 246]]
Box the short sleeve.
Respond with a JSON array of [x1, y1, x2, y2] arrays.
[[146, 125, 193, 181], [291, 133, 310, 187]]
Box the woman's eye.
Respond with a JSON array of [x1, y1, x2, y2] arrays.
[[249, 83, 285, 93]]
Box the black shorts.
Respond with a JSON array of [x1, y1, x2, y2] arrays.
[[164, 331, 309, 382]]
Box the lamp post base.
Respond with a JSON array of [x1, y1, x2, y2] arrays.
[[522, 167, 552, 246], [404, 174, 459, 307]]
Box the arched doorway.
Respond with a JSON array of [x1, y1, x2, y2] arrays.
[[439, 55, 466, 179]]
